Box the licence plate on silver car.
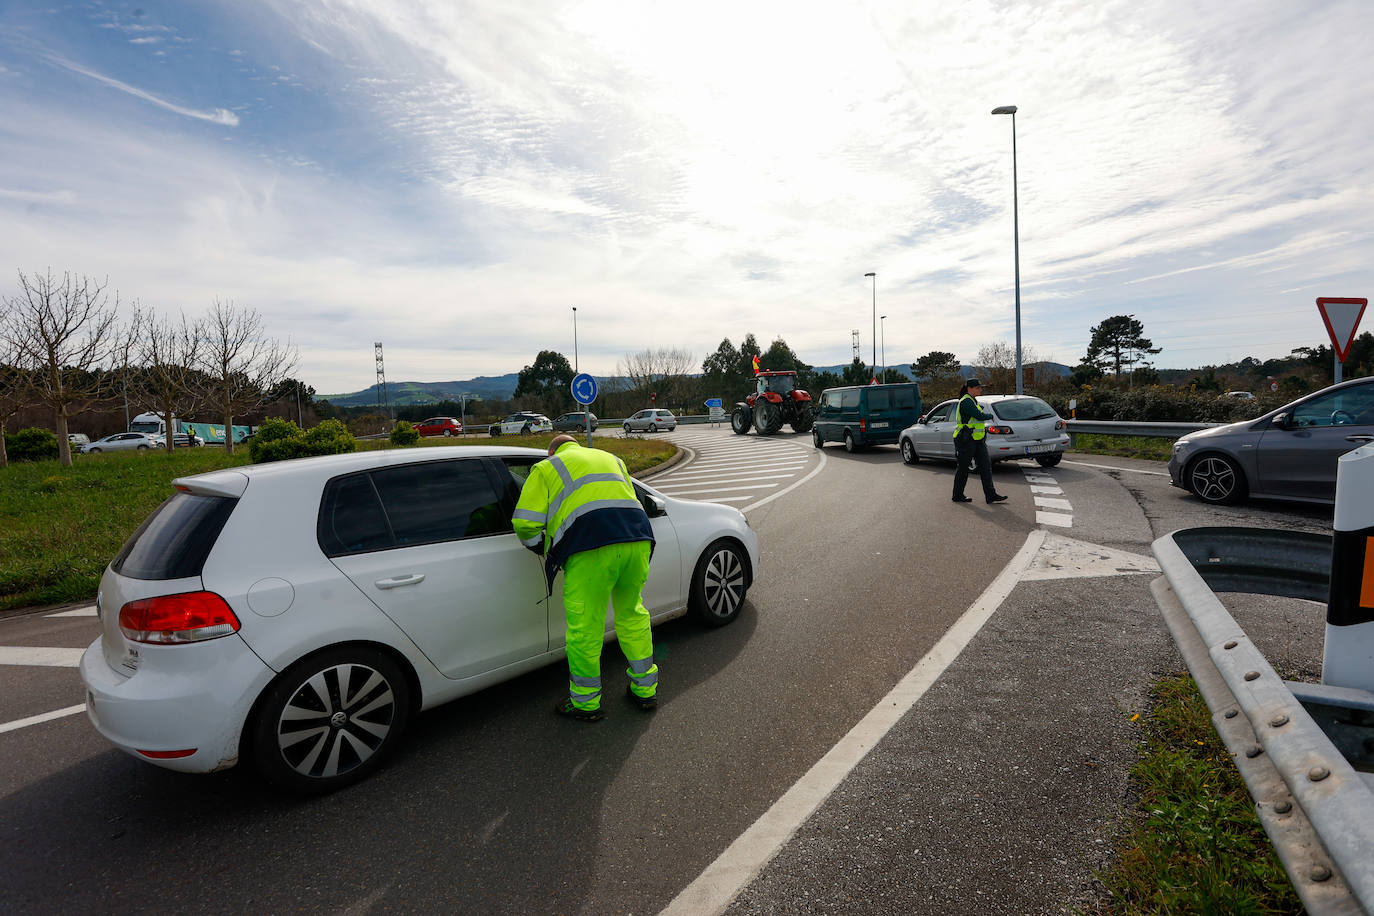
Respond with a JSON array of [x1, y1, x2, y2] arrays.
[[1024, 444, 1052, 454]]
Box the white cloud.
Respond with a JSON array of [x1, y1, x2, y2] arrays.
[[46, 54, 241, 127]]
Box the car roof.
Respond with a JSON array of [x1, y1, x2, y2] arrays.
[[179, 444, 549, 491]]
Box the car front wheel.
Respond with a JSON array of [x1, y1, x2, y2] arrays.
[[690, 538, 750, 627], [443, 429, 452, 437], [248, 646, 411, 794], [1186, 454, 1246, 505], [623, 423, 632, 433], [901, 437, 919, 464], [87, 447, 101, 453]]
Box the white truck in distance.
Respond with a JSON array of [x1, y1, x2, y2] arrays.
[[128, 412, 253, 446]]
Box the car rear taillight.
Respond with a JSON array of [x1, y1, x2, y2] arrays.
[[119, 592, 241, 644], [986, 424, 1014, 435]]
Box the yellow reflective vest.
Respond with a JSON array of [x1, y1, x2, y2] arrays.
[[952, 394, 988, 441]]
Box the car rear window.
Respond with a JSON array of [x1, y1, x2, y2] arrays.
[[112, 492, 238, 580], [993, 398, 1056, 421]]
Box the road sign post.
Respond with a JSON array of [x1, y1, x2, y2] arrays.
[[571, 373, 598, 447], [1317, 297, 1368, 384]]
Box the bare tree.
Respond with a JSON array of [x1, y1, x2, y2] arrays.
[[0, 270, 122, 466], [129, 304, 205, 452], [198, 299, 296, 454], [976, 341, 1040, 393], [616, 347, 696, 407]]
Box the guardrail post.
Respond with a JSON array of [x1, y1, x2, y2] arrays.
[[1324, 443, 1374, 692]]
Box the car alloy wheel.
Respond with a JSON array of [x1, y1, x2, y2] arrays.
[[690, 538, 749, 627], [1187, 454, 1244, 505], [623, 423, 632, 433], [901, 438, 919, 464], [443, 429, 452, 437], [649, 424, 657, 432], [250, 647, 411, 793]]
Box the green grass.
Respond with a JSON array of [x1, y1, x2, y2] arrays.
[[1071, 433, 1174, 462], [1094, 674, 1302, 915], [0, 435, 676, 611]]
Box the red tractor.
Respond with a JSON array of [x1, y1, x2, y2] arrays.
[[731, 370, 815, 435]]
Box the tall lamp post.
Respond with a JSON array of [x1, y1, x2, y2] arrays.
[[572, 306, 579, 374], [880, 314, 887, 381], [864, 272, 876, 380], [991, 105, 1023, 395]]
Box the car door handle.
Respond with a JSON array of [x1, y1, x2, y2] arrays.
[[374, 574, 426, 589], [1347, 435, 1374, 443]]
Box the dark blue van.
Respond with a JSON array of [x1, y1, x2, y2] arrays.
[[813, 383, 923, 452]]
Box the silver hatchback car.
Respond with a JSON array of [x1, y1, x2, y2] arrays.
[[900, 394, 1069, 468], [623, 409, 677, 432], [1169, 376, 1374, 504]]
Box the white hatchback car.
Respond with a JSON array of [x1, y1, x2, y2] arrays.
[[899, 394, 1070, 468], [80, 446, 759, 792]]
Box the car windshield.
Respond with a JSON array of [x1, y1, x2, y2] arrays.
[[992, 398, 1056, 421]]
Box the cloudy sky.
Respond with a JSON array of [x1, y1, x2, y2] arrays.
[[1, 0, 1370, 394]]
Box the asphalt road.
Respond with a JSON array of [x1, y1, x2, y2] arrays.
[[0, 433, 1335, 913]]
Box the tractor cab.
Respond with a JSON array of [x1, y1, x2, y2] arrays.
[[756, 371, 797, 396]]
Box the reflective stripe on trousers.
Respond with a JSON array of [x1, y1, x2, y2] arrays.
[[562, 540, 657, 710]]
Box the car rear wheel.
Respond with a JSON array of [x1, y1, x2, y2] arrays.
[[490, 427, 499, 437], [443, 429, 452, 437], [137, 444, 149, 449], [901, 437, 919, 464], [1186, 454, 1246, 505], [88, 447, 101, 453], [843, 430, 857, 453], [249, 646, 411, 794], [649, 423, 657, 432], [690, 538, 750, 627], [1035, 454, 1062, 468]]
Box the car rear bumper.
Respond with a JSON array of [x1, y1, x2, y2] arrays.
[[80, 635, 276, 773], [986, 433, 1070, 461]]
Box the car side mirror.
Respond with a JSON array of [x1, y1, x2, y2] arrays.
[[643, 493, 667, 518], [1271, 412, 1289, 430], [918, 414, 927, 424]]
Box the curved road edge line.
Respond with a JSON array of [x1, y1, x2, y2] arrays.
[[659, 527, 1048, 916], [741, 446, 827, 513]]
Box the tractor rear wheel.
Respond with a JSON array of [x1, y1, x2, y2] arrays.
[[754, 400, 784, 434], [731, 406, 753, 435]]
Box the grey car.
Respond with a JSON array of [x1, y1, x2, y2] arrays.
[[900, 394, 1070, 468], [1168, 376, 1374, 504], [623, 409, 677, 432], [81, 432, 158, 453], [552, 412, 598, 432]]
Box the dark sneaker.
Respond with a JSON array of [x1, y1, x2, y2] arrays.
[[951, 495, 972, 503], [986, 493, 1008, 504], [626, 684, 657, 711], [555, 699, 604, 722]]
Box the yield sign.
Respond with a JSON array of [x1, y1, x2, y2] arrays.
[[1316, 297, 1368, 362]]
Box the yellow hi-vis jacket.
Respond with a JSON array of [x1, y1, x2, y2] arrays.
[[952, 394, 989, 440], [511, 442, 654, 584]]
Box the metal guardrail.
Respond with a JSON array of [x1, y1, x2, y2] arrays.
[[1066, 418, 1216, 439], [1153, 527, 1374, 915]]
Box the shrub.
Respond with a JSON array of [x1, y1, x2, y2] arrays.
[[249, 417, 357, 463], [38, 475, 68, 492], [389, 420, 419, 447], [9, 427, 59, 462]]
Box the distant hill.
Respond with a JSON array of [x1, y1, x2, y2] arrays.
[[319, 360, 1074, 407]]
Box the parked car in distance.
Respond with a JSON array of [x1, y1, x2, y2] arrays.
[[488, 412, 553, 436], [68, 433, 91, 450], [623, 409, 677, 432], [1224, 390, 1255, 400], [813, 383, 923, 452], [81, 432, 158, 453], [552, 412, 598, 432], [1169, 376, 1374, 505], [900, 394, 1069, 468], [152, 432, 204, 448], [80, 445, 759, 792], [414, 417, 464, 437]]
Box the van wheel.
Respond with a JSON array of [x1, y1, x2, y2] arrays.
[[813, 429, 823, 449], [901, 438, 919, 464], [843, 430, 857, 453]]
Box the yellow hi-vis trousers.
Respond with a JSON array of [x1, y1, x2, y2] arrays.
[[562, 541, 658, 710]]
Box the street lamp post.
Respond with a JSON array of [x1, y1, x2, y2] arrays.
[[864, 272, 876, 380], [572, 306, 578, 374], [880, 315, 887, 381], [991, 105, 1023, 395]]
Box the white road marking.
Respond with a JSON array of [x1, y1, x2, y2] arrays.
[[1028, 485, 1063, 495], [1033, 496, 1073, 511], [1035, 511, 1074, 528], [0, 704, 86, 735], [1023, 533, 1159, 580], [659, 530, 1047, 916], [655, 469, 803, 483], [0, 646, 86, 667], [743, 449, 828, 513], [46, 606, 97, 617], [655, 482, 780, 496], [1064, 459, 1169, 477]]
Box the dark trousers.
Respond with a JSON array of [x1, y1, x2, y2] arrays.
[[953, 434, 996, 499]]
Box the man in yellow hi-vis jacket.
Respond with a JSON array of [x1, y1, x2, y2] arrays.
[[512, 434, 659, 721]]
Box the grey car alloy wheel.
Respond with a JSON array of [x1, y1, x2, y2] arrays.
[[1188, 455, 1242, 504]]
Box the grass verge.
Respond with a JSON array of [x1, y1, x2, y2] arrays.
[[0, 435, 675, 611], [1093, 674, 1302, 914], [1069, 433, 1174, 462]]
